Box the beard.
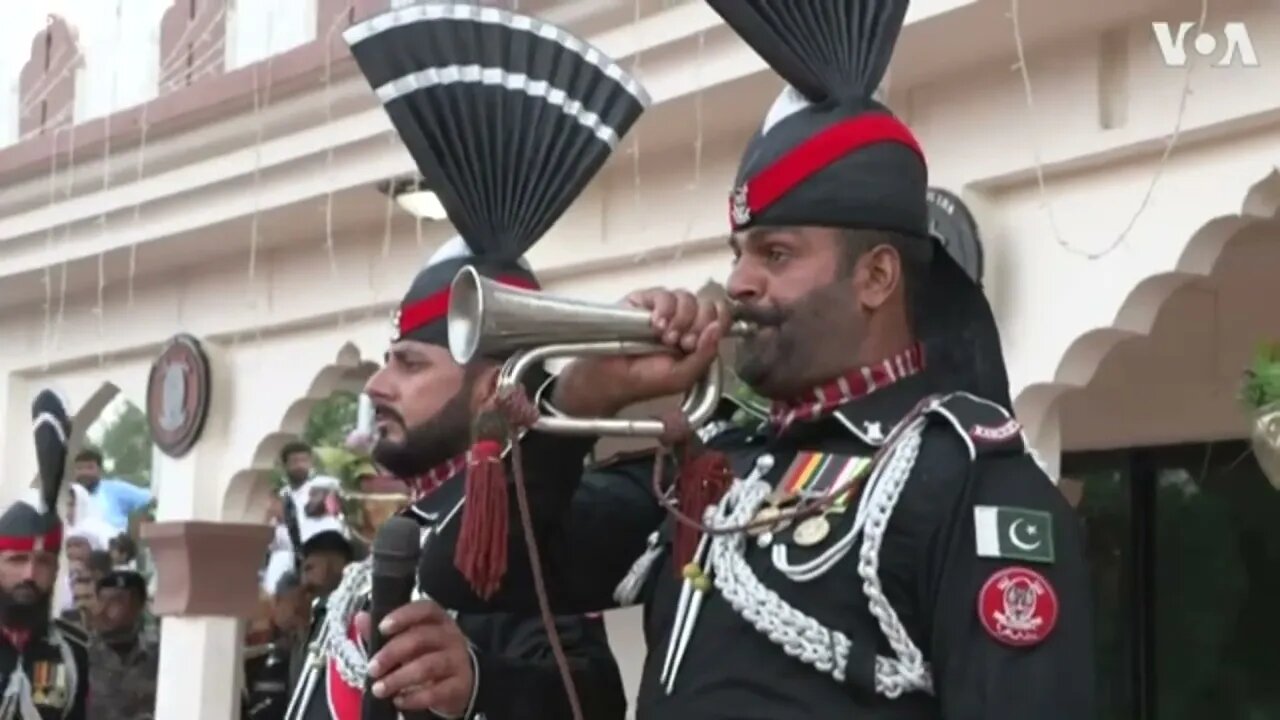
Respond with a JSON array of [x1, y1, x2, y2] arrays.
[[372, 382, 474, 479], [0, 582, 51, 633], [733, 280, 864, 398]]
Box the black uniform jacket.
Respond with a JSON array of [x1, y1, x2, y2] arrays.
[[243, 637, 292, 720], [288, 480, 628, 720], [0, 617, 90, 720], [416, 373, 1098, 720]]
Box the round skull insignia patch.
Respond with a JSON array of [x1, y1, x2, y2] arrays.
[[977, 567, 1059, 647]]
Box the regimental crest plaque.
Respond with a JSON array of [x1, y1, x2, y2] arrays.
[[146, 333, 211, 458]]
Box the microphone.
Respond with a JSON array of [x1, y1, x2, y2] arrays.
[[363, 516, 422, 720]]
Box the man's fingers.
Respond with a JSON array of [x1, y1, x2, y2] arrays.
[[367, 624, 452, 678], [380, 599, 447, 635], [662, 291, 699, 346], [371, 650, 456, 699], [393, 677, 471, 712], [670, 322, 723, 386], [681, 299, 724, 352]]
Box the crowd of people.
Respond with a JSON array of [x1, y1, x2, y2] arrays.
[[0, 432, 158, 720]]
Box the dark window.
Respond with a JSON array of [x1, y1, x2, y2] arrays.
[[1065, 440, 1280, 720]]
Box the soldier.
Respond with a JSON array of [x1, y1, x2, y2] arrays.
[[389, 2, 1097, 719], [86, 570, 158, 720], [283, 3, 646, 717], [0, 391, 90, 720], [243, 594, 293, 720]]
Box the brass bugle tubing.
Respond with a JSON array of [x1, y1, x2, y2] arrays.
[[447, 266, 758, 437]]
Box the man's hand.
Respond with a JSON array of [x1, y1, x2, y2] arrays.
[[553, 288, 727, 417], [358, 600, 475, 717]]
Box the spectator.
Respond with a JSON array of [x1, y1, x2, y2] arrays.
[[298, 523, 352, 601], [59, 559, 100, 630], [262, 442, 342, 594], [87, 570, 159, 720], [108, 533, 139, 570], [72, 449, 152, 536], [65, 534, 93, 566], [85, 550, 113, 583]]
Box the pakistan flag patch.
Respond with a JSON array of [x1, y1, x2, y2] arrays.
[[973, 505, 1055, 564]]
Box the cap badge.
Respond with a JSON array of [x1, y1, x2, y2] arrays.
[[730, 185, 752, 227], [389, 308, 402, 343]]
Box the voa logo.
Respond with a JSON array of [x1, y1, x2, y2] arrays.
[[1151, 22, 1259, 68]]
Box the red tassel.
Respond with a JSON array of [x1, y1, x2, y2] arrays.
[[454, 436, 509, 600], [672, 444, 733, 573]]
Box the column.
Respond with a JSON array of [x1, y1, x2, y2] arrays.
[[140, 339, 272, 720], [144, 522, 271, 720]]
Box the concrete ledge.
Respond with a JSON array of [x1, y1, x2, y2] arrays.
[[141, 521, 272, 617]]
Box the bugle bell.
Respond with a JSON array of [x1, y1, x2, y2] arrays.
[[447, 266, 755, 437]]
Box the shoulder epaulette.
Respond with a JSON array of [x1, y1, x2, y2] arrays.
[[52, 617, 88, 647], [924, 391, 1026, 459]]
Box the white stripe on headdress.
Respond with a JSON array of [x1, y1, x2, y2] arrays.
[[762, 86, 811, 136], [425, 235, 473, 268], [425, 235, 534, 272]]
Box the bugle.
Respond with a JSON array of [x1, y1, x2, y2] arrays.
[[447, 266, 756, 437]]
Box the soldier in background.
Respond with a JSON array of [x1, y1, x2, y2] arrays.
[[86, 570, 158, 720], [0, 391, 90, 719], [243, 589, 295, 720]]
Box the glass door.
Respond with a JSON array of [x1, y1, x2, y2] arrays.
[[1065, 440, 1280, 720]]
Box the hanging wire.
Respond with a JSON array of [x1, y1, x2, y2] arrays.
[[95, 0, 128, 368], [1009, 0, 1207, 259]]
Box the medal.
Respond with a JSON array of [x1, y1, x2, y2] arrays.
[[775, 452, 871, 513], [792, 516, 830, 547]]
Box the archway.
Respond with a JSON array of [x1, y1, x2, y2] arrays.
[[1013, 171, 1280, 720], [221, 341, 378, 525]]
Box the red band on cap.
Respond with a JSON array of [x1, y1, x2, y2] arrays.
[[0, 527, 63, 553], [398, 274, 537, 338], [731, 114, 924, 229]]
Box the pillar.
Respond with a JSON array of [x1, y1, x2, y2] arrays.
[[139, 338, 272, 720], [0, 370, 29, 506], [144, 522, 271, 720]]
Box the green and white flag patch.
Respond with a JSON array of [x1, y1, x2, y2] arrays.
[[973, 505, 1054, 564]]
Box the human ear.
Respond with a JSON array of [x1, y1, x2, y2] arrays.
[[468, 363, 502, 411], [856, 245, 902, 311]]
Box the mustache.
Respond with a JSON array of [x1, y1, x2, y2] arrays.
[[10, 582, 39, 598], [732, 303, 787, 328]]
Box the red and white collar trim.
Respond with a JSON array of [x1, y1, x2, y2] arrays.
[[411, 453, 468, 499], [768, 343, 925, 432]]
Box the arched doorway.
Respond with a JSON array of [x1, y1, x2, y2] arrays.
[[1049, 213, 1280, 719]]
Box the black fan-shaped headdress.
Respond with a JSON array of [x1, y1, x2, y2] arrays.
[[708, 0, 1012, 408], [0, 390, 72, 552], [345, 2, 650, 347]]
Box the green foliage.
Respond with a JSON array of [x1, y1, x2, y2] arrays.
[[270, 392, 361, 491], [96, 403, 152, 487], [1240, 342, 1280, 411], [304, 392, 359, 448], [724, 371, 769, 427]]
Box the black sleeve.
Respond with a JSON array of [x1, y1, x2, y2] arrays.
[[417, 427, 669, 615], [917, 434, 1096, 719], [70, 641, 90, 720], [464, 613, 628, 720]]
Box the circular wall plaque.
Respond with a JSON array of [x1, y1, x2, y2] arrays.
[[146, 334, 211, 458]]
